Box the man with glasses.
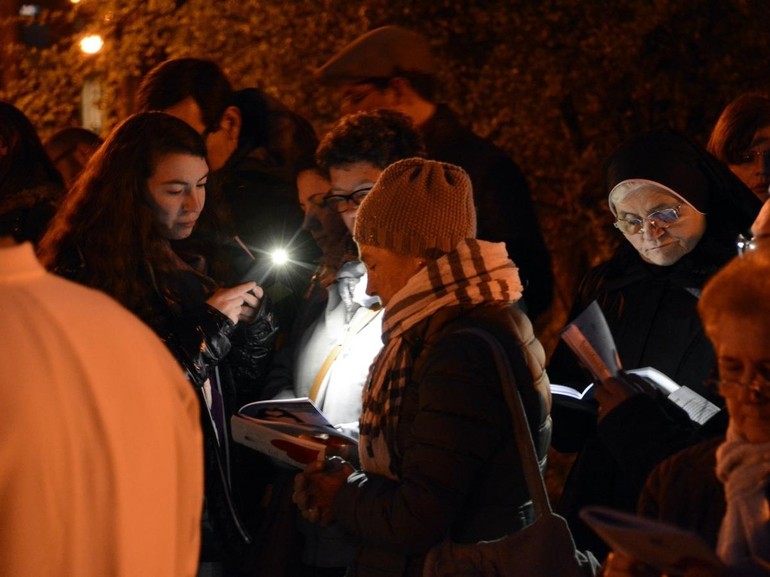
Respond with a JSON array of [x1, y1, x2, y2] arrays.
[[315, 26, 554, 321], [255, 111, 423, 576], [316, 109, 426, 236]]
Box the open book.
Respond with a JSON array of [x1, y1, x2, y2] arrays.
[[556, 301, 720, 425], [580, 506, 725, 576], [230, 398, 357, 468], [550, 382, 596, 401]]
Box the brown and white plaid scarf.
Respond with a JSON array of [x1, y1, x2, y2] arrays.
[[359, 239, 523, 480]]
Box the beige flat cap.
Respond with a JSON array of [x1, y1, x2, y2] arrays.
[[315, 26, 436, 85]]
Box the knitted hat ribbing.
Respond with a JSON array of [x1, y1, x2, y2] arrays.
[[353, 158, 476, 257]]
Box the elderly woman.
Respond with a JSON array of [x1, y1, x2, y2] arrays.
[[549, 129, 761, 555], [292, 158, 551, 577], [603, 246, 770, 577]]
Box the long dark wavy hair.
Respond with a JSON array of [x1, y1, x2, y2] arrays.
[[0, 101, 64, 197], [0, 101, 65, 241], [38, 112, 208, 316]]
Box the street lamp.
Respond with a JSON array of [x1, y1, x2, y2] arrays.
[[79, 34, 103, 54]]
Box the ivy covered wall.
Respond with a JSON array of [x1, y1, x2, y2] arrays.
[[3, 0, 769, 351]]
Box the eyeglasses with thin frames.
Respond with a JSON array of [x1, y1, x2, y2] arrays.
[[736, 232, 770, 256], [324, 187, 373, 213], [708, 377, 770, 403], [613, 204, 682, 235], [735, 149, 770, 165]]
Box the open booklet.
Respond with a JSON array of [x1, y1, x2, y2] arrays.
[[580, 506, 725, 576], [555, 301, 720, 425], [230, 398, 358, 468]]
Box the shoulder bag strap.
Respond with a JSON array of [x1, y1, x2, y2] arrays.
[[455, 327, 552, 518], [308, 306, 382, 402]]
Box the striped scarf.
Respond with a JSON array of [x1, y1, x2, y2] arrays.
[[358, 239, 523, 480]]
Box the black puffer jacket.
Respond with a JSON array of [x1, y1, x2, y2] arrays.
[[333, 303, 551, 577]]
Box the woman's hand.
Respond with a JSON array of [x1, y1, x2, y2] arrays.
[[206, 281, 263, 324], [292, 457, 354, 526], [595, 372, 651, 421]]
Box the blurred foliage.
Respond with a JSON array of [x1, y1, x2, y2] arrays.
[[2, 0, 769, 352]]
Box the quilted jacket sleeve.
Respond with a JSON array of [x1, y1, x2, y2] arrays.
[[155, 304, 236, 388]]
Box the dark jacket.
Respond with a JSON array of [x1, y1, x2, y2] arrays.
[[550, 241, 731, 556], [333, 303, 551, 577], [219, 89, 320, 332], [638, 436, 726, 550], [421, 105, 554, 319], [177, 88, 320, 350], [549, 240, 729, 400], [142, 261, 278, 568], [52, 244, 278, 570], [549, 128, 760, 557]]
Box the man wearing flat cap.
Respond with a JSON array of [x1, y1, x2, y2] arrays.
[[316, 25, 554, 320]]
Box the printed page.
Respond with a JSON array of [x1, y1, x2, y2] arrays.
[[560, 301, 621, 382], [231, 398, 358, 467], [550, 382, 595, 401], [230, 415, 329, 468], [580, 506, 725, 577], [629, 366, 680, 395], [630, 367, 721, 425], [667, 387, 721, 425], [238, 397, 333, 428]]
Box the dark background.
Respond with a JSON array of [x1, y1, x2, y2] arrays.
[[2, 0, 770, 352]]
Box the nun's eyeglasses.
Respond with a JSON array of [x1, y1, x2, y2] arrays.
[[736, 233, 770, 256], [613, 205, 682, 235]]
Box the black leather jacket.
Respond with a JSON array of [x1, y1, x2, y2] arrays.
[[143, 263, 279, 566], [52, 243, 279, 567]]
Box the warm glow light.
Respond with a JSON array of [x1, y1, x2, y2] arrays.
[[79, 35, 103, 54], [70, 0, 81, 4], [19, 5, 39, 16]]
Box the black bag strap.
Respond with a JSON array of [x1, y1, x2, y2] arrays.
[[455, 327, 552, 518]]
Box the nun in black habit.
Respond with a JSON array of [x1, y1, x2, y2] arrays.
[[548, 128, 762, 556]]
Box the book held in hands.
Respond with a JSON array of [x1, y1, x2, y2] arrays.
[[579, 506, 725, 577], [554, 301, 720, 425], [230, 398, 357, 468]]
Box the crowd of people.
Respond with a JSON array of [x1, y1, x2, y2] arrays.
[[2, 23, 770, 577]]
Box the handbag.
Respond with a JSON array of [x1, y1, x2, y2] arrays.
[[423, 328, 599, 577]]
